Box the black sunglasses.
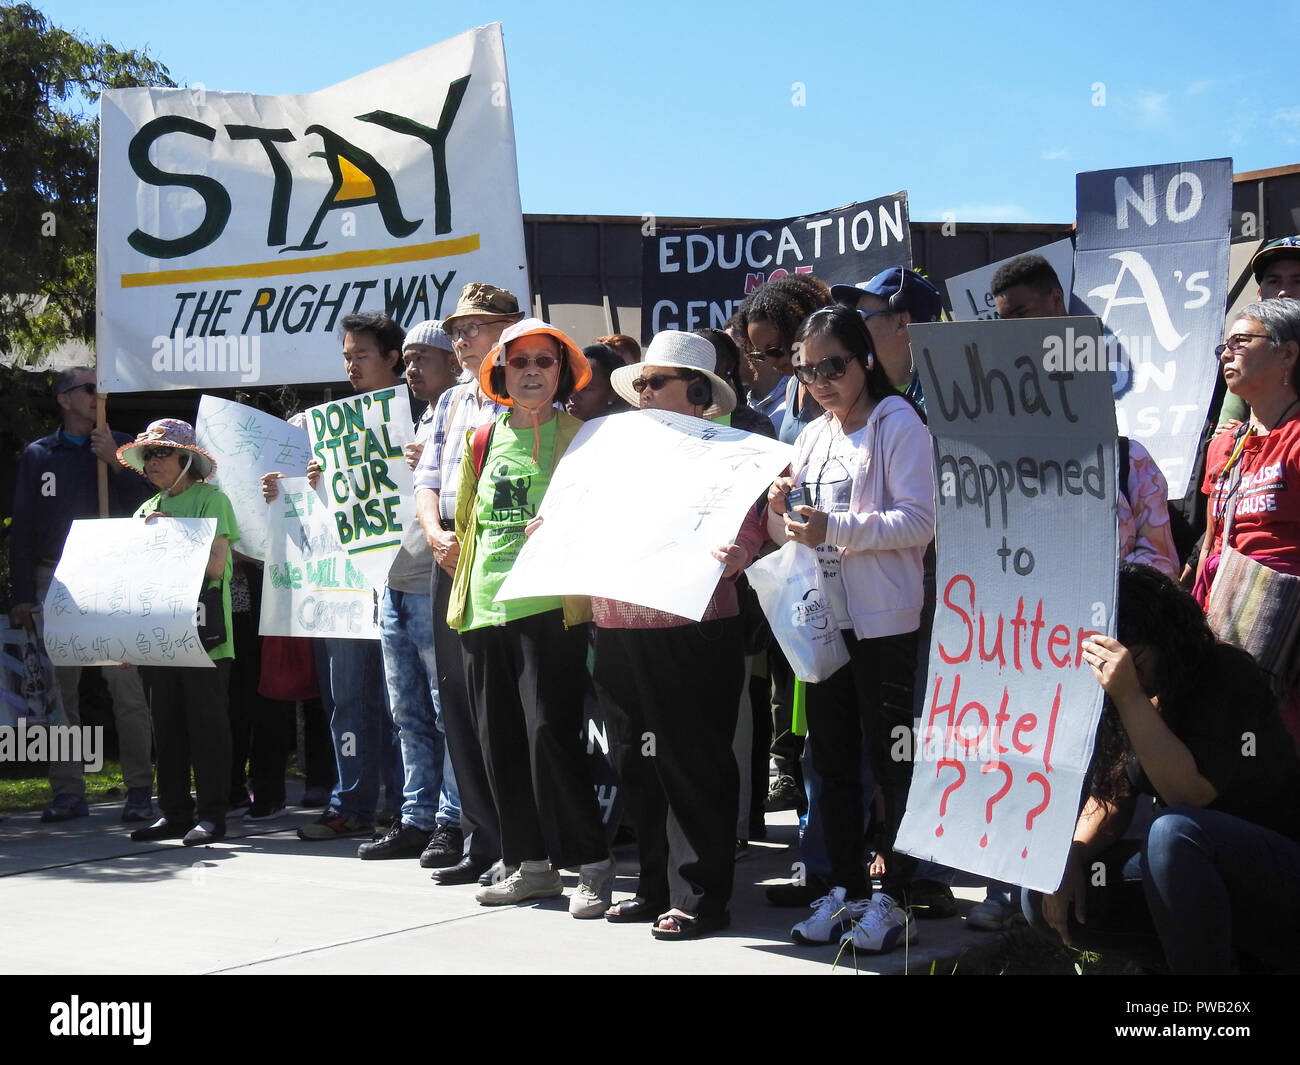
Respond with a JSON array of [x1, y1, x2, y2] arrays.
[[632, 373, 687, 392], [505, 354, 558, 370], [792, 356, 852, 384], [141, 447, 175, 461], [747, 346, 788, 363]]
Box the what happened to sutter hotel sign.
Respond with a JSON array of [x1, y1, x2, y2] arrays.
[[96, 24, 527, 393]]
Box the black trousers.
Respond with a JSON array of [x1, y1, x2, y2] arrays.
[[461, 611, 607, 869], [142, 659, 233, 829], [804, 629, 919, 900], [228, 608, 295, 806], [595, 618, 744, 918], [433, 566, 500, 860]]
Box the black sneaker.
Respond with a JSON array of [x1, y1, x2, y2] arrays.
[[765, 774, 808, 815], [418, 824, 465, 869], [765, 873, 831, 908], [907, 879, 961, 920], [357, 821, 431, 860]]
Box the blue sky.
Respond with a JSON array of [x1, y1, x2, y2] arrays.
[[37, 0, 1300, 224]]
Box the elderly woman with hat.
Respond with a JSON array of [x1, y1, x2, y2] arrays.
[[119, 420, 241, 847], [447, 317, 617, 916], [590, 331, 765, 939]]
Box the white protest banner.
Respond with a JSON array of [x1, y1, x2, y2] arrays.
[[305, 384, 414, 590], [260, 477, 380, 640], [97, 24, 526, 393], [896, 318, 1117, 893], [946, 238, 1075, 322], [196, 395, 313, 562], [641, 194, 910, 337], [42, 518, 217, 669], [1073, 158, 1232, 498], [498, 411, 792, 620]]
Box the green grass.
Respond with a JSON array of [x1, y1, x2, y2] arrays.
[[0, 760, 126, 814]]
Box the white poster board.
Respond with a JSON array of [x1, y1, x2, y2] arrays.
[[498, 411, 792, 620], [42, 518, 217, 668], [304, 385, 415, 591], [97, 24, 527, 392], [945, 238, 1076, 322], [259, 477, 380, 640], [896, 318, 1117, 893], [196, 394, 313, 562]]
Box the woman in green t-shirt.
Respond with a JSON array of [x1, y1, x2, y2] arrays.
[[116, 419, 240, 848], [449, 319, 616, 918]]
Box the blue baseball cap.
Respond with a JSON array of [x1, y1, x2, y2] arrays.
[[831, 267, 944, 322]]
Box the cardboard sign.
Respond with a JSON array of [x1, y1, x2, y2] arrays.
[[1073, 158, 1232, 497], [97, 25, 527, 393], [946, 238, 1076, 322], [640, 194, 910, 338], [42, 518, 217, 669], [304, 385, 415, 590], [196, 395, 313, 562], [259, 477, 380, 640], [895, 318, 1117, 893], [498, 411, 792, 620]]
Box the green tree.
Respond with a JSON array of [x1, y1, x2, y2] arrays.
[[0, 3, 173, 361]]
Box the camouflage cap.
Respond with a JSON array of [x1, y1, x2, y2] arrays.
[[442, 282, 526, 328]]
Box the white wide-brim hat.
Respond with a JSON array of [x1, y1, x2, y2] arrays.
[[610, 331, 737, 419]]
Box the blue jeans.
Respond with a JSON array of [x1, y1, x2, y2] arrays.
[[317, 636, 393, 823], [380, 588, 460, 830], [1023, 805, 1300, 973]]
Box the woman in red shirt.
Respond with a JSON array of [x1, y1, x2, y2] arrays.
[[1196, 297, 1300, 744]]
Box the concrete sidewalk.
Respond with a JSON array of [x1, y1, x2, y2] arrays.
[[1, 799, 1003, 975]]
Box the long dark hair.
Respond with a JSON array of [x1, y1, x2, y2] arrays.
[[793, 305, 895, 406], [1087, 563, 1271, 801]]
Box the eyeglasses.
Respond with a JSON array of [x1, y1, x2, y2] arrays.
[[792, 356, 852, 384], [505, 354, 558, 371], [449, 319, 510, 342], [856, 309, 895, 322], [62, 382, 96, 396], [141, 447, 175, 461], [632, 373, 687, 392], [747, 347, 788, 363], [1214, 333, 1272, 356]]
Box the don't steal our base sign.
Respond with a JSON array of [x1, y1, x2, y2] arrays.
[[895, 317, 1118, 894]]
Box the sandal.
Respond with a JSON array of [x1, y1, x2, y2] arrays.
[[650, 909, 731, 941], [605, 896, 667, 922]]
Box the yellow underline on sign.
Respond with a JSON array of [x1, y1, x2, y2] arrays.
[[119, 234, 481, 289]]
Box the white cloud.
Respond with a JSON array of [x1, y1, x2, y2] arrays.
[[1185, 79, 1212, 96], [1042, 147, 1069, 160], [1134, 89, 1170, 122]]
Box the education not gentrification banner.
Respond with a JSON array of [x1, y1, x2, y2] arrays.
[[305, 385, 414, 590], [640, 194, 911, 338], [895, 317, 1117, 894], [1073, 157, 1232, 498], [97, 24, 527, 393]]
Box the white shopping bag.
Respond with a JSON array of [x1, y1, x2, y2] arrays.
[[746, 542, 849, 683]]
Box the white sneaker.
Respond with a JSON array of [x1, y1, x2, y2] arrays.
[[966, 896, 1021, 931], [570, 858, 615, 919], [839, 892, 916, 954], [790, 886, 869, 945], [474, 864, 564, 906]]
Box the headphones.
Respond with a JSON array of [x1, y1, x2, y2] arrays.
[[489, 345, 575, 404], [887, 269, 911, 314], [685, 374, 713, 408]]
